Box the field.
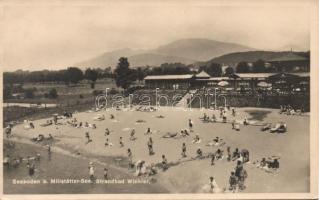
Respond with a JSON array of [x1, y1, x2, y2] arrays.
[[4, 107, 310, 193]]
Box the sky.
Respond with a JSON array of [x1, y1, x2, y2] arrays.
[[0, 0, 311, 71]]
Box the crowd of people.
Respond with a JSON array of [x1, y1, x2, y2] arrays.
[[4, 105, 286, 193]]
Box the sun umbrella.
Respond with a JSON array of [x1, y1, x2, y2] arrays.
[[257, 81, 270, 88], [218, 81, 229, 87]]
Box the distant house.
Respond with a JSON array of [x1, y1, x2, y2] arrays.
[[144, 74, 194, 89], [143, 71, 309, 92], [267, 53, 309, 72]]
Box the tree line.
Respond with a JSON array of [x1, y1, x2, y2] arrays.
[[4, 57, 272, 91]]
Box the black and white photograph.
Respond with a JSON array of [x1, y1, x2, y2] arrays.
[[1, 0, 318, 199]]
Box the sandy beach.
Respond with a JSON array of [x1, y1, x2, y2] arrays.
[[5, 106, 310, 193]]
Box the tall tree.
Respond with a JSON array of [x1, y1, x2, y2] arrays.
[[66, 67, 84, 84], [252, 59, 266, 73], [224, 67, 235, 76], [236, 61, 250, 73], [114, 57, 135, 90], [136, 67, 145, 82], [199, 63, 222, 77], [84, 68, 99, 88]]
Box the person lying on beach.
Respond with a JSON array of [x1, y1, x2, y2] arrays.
[[255, 157, 280, 173], [31, 134, 45, 142], [212, 114, 217, 122], [192, 134, 201, 144], [261, 123, 272, 131], [206, 138, 225, 147], [93, 114, 105, 121], [180, 129, 190, 137], [162, 132, 178, 138], [40, 120, 53, 127], [136, 119, 146, 123], [156, 115, 165, 118]]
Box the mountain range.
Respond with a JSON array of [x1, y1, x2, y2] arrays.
[[196, 51, 310, 67], [74, 38, 256, 68]]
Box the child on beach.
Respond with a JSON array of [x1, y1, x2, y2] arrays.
[[229, 171, 238, 192]]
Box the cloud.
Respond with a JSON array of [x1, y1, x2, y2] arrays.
[[0, 1, 310, 70]]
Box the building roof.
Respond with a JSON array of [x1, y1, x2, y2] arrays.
[[267, 53, 308, 62], [209, 77, 229, 81], [288, 72, 310, 77], [235, 73, 276, 78], [195, 71, 211, 78], [144, 74, 194, 80]]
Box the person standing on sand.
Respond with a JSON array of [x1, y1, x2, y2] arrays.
[[85, 132, 91, 143], [127, 148, 133, 168], [161, 155, 168, 171], [181, 143, 187, 158], [229, 171, 238, 192], [105, 128, 110, 136], [147, 137, 154, 155], [211, 153, 215, 165], [146, 127, 152, 135], [88, 162, 95, 183], [188, 119, 193, 131], [130, 129, 136, 140], [119, 137, 124, 147], [227, 146, 231, 161], [104, 168, 108, 179]]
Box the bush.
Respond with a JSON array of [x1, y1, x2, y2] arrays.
[[109, 88, 118, 95], [92, 90, 103, 96], [24, 88, 35, 99], [48, 88, 58, 99]]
